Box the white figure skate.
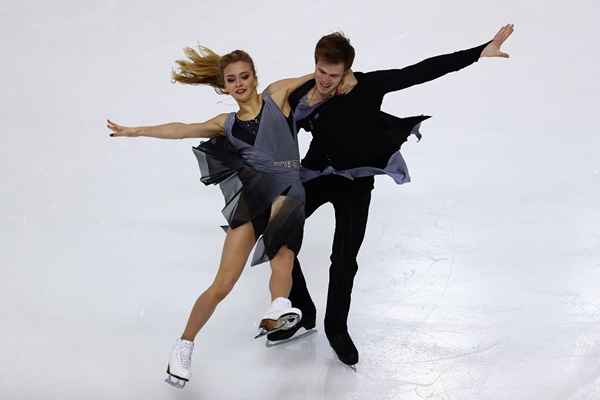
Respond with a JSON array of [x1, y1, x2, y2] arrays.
[[165, 338, 194, 389], [254, 297, 302, 339]]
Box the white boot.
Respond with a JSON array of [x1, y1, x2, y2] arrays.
[[255, 297, 302, 339], [165, 338, 194, 389]]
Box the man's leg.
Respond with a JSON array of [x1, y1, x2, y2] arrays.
[[287, 257, 316, 324], [267, 176, 332, 341], [324, 177, 373, 365]]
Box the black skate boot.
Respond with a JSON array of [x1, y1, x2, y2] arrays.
[[326, 330, 358, 367]]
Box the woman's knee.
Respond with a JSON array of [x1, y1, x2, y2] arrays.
[[208, 280, 236, 302]]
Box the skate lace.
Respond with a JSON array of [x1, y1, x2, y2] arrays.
[[176, 343, 193, 369]]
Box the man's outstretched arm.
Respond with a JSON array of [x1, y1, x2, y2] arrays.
[[366, 24, 514, 94]]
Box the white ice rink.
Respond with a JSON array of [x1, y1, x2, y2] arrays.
[[2, 1, 600, 399]]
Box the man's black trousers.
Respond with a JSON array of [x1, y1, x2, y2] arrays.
[[290, 174, 374, 334]]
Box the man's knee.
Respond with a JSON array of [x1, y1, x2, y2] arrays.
[[330, 251, 358, 269], [330, 256, 359, 281]]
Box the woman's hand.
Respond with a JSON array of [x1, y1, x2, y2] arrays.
[[481, 24, 514, 58], [107, 119, 139, 137], [337, 69, 358, 95]]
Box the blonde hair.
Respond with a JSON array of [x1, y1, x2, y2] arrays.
[[172, 46, 257, 94]]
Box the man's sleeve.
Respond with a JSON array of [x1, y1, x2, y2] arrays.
[[364, 41, 492, 95]]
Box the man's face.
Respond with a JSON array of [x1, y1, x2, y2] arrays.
[[314, 60, 345, 97]]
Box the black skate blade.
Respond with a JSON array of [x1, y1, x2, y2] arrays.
[[265, 327, 316, 348]]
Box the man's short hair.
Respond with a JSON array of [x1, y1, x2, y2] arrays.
[[314, 32, 355, 70]]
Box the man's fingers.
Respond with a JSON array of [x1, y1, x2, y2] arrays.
[[499, 26, 513, 45], [496, 24, 514, 42]]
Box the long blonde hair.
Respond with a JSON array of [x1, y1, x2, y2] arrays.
[[172, 46, 257, 94]]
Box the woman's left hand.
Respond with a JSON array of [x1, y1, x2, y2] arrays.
[[107, 119, 139, 137], [481, 24, 514, 58]]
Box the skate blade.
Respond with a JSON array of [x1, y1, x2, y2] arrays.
[[344, 363, 358, 372], [330, 350, 358, 371], [254, 327, 270, 339], [265, 327, 316, 347], [165, 366, 188, 389], [164, 375, 187, 389], [254, 313, 301, 339]]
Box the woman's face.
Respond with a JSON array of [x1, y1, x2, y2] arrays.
[[223, 61, 257, 102]]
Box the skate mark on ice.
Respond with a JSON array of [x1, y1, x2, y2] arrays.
[[403, 341, 499, 365], [419, 252, 456, 324]]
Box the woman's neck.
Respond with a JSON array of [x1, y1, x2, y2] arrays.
[[236, 92, 262, 120]]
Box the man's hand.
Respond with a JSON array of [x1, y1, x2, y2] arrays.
[[481, 24, 514, 58]]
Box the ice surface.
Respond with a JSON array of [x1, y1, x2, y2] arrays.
[[1, 1, 599, 399]]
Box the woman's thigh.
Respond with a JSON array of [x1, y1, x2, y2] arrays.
[[212, 222, 257, 287]]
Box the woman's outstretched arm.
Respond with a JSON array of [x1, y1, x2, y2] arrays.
[[107, 113, 227, 139]]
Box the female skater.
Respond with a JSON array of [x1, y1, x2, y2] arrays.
[[107, 46, 352, 387]]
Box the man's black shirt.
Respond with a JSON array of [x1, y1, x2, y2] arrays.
[[290, 41, 491, 171]]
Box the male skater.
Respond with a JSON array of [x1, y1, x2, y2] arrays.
[[267, 25, 514, 366]]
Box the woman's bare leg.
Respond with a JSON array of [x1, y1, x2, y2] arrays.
[[181, 222, 256, 341], [268, 195, 296, 300], [269, 246, 295, 300]]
